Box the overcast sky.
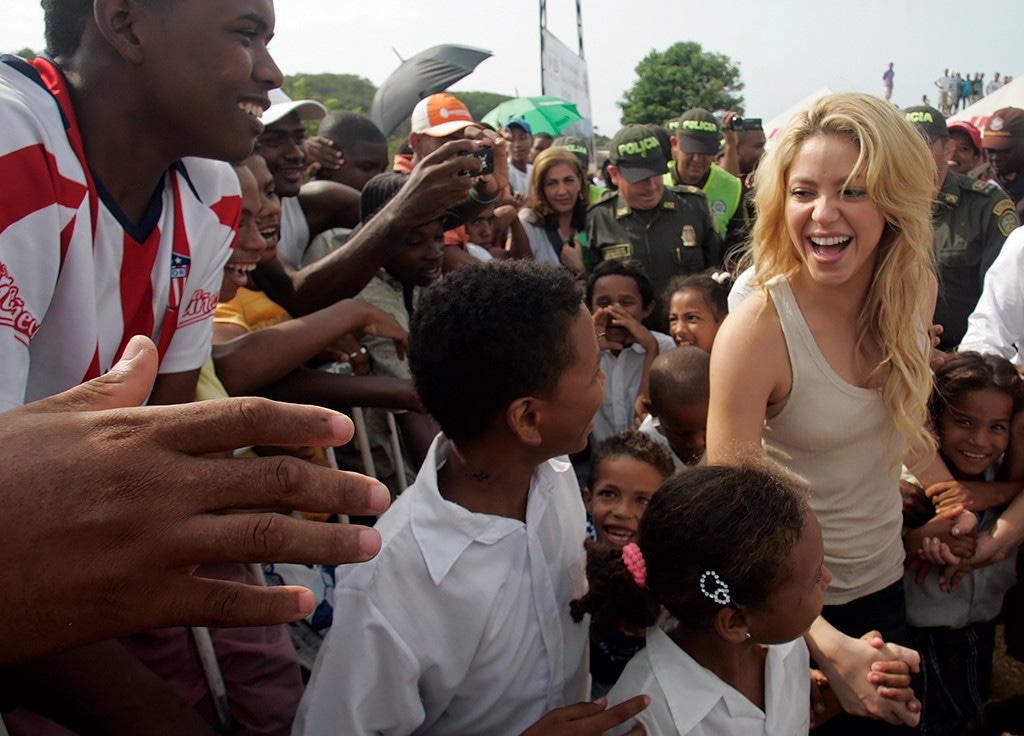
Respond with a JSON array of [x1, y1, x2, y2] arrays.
[[2, 0, 1020, 135]]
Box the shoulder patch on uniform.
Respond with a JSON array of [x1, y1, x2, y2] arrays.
[[994, 198, 1016, 216], [601, 243, 633, 260], [999, 209, 1020, 237], [971, 178, 995, 193], [668, 184, 705, 197]]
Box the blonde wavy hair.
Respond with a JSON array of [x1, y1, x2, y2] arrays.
[[750, 92, 937, 469]]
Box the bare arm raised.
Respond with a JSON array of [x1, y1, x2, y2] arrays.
[[253, 139, 495, 316]]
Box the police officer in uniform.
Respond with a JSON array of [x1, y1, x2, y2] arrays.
[[906, 106, 1020, 349], [665, 108, 747, 257], [588, 124, 721, 325], [984, 107, 1024, 217]]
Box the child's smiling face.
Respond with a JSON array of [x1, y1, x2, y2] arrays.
[[668, 288, 720, 353], [590, 274, 652, 348], [938, 388, 1014, 479], [385, 221, 445, 287], [585, 455, 666, 548]]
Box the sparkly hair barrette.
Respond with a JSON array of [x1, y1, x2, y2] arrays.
[[697, 566, 738, 609]]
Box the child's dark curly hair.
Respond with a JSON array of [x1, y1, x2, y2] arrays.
[[664, 270, 731, 323], [930, 351, 1024, 429], [571, 464, 810, 636], [408, 261, 583, 442], [587, 430, 675, 491], [585, 259, 656, 311]]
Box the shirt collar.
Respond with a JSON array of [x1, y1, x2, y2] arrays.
[[614, 191, 670, 219], [648, 626, 778, 731], [410, 436, 565, 584]]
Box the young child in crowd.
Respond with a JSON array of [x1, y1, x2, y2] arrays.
[[638, 346, 710, 471], [331, 171, 444, 490], [464, 202, 532, 263], [665, 271, 731, 353], [464, 203, 499, 261], [587, 259, 675, 444], [582, 430, 675, 696], [902, 351, 1024, 735], [572, 464, 831, 735], [294, 261, 646, 735]]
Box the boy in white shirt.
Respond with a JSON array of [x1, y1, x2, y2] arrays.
[[294, 261, 645, 735]]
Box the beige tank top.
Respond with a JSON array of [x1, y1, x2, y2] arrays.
[[764, 276, 905, 605]]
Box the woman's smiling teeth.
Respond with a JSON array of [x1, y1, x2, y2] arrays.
[[809, 235, 851, 256]]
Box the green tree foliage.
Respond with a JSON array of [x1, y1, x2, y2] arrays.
[[454, 91, 513, 125], [618, 42, 744, 126], [283, 73, 376, 115]]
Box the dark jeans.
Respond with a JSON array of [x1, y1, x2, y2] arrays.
[[814, 580, 911, 735]]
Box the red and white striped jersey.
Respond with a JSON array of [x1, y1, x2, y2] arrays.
[[0, 55, 239, 411]]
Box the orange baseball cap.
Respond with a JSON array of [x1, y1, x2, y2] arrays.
[[410, 93, 479, 137]]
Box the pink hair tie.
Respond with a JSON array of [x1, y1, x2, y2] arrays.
[[622, 543, 647, 587]]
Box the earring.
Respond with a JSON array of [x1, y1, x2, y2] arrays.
[[745, 632, 751, 640]]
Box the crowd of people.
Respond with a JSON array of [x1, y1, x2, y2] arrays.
[[931, 69, 1014, 116], [2, 2, 1024, 735]]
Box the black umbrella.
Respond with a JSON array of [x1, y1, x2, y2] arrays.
[[369, 44, 493, 136]]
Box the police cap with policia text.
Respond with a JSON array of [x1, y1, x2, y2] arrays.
[[904, 105, 948, 143], [674, 108, 721, 156], [609, 124, 668, 183]]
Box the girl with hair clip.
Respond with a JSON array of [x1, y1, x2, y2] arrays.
[[706, 92, 937, 732], [572, 465, 915, 736], [518, 147, 589, 274], [665, 270, 732, 353]]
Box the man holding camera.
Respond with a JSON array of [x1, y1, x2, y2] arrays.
[[665, 108, 746, 252], [395, 93, 507, 270]]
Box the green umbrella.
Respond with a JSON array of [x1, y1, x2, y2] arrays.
[[481, 96, 583, 136]]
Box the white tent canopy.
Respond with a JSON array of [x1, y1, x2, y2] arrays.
[[949, 75, 1024, 130], [763, 87, 833, 146]]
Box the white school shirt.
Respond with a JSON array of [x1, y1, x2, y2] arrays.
[[293, 435, 590, 736], [593, 334, 676, 444], [606, 626, 810, 736], [960, 226, 1024, 365], [0, 54, 237, 411]]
